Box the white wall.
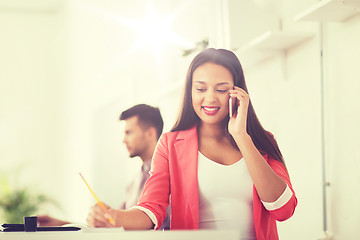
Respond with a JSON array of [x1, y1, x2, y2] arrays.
[[0, 1, 68, 218], [324, 14, 360, 239]]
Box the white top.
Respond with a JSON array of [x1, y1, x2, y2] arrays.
[[198, 151, 256, 240]]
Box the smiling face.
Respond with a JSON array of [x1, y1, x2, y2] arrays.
[[192, 62, 234, 126]]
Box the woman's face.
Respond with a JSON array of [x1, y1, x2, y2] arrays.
[[192, 62, 234, 125]]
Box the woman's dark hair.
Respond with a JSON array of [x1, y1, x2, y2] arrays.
[[171, 48, 284, 164]]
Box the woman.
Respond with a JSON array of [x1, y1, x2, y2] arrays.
[[87, 48, 297, 240]]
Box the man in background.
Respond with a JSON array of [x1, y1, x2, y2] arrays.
[[38, 104, 170, 229]]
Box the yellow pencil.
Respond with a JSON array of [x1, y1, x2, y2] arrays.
[[79, 172, 115, 225]]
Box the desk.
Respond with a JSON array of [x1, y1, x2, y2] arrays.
[[0, 229, 240, 240]]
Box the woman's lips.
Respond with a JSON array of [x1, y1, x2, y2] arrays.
[[202, 106, 220, 115]]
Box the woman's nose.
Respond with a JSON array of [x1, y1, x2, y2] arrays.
[[205, 89, 216, 102]]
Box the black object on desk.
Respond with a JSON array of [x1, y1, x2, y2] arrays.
[[1, 223, 81, 232], [24, 216, 38, 232]]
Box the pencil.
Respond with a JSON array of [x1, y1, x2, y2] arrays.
[[79, 172, 115, 225]]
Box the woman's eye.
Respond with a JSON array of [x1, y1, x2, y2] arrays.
[[196, 88, 206, 92], [217, 89, 228, 93]]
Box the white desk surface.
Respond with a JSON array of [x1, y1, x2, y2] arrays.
[[0, 229, 240, 240]]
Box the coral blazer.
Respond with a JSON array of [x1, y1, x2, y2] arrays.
[[137, 126, 297, 240]]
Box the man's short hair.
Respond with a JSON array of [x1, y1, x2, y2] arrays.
[[120, 104, 164, 140]]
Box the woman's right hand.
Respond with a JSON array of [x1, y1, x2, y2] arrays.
[[87, 202, 119, 228], [87, 203, 154, 229]]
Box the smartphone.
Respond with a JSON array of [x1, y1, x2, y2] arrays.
[[229, 97, 237, 118]]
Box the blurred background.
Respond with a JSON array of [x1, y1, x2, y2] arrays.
[[0, 0, 359, 239]]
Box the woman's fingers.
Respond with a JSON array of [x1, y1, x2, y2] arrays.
[[229, 88, 249, 107], [87, 203, 114, 227], [229, 88, 248, 98], [228, 86, 250, 136]]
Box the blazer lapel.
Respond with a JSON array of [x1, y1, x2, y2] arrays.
[[174, 126, 199, 228]]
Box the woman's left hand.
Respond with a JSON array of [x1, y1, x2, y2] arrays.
[[228, 86, 250, 137]]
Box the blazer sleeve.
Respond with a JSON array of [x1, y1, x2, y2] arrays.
[[264, 155, 298, 221], [136, 133, 171, 229]]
